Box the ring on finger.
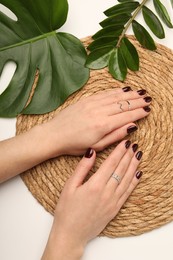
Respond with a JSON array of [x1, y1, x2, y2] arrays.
[[126, 100, 131, 111], [117, 101, 131, 112], [111, 173, 121, 184], [117, 102, 124, 112]]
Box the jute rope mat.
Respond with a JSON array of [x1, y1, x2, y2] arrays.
[[16, 36, 173, 238]]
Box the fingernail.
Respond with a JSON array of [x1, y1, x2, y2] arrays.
[[143, 106, 151, 112], [132, 143, 138, 152], [85, 148, 94, 158], [137, 89, 147, 96], [136, 151, 143, 161], [136, 171, 143, 179], [125, 140, 131, 149], [122, 86, 132, 92], [144, 96, 152, 103], [127, 125, 138, 134]]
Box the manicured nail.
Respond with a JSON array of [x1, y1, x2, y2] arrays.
[[137, 89, 147, 96], [144, 96, 152, 103], [85, 148, 94, 158], [136, 171, 143, 179], [125, 140, 131, 149], [136, 151, 143, 160], [127, 125, 138, 134], [132, 143, 138, 152], [143, 106, 151, 112], [122, 86, 132, 92]]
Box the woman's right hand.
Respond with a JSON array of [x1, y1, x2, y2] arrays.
[[42, 87, 151, 158], [42, 140, 143, 260]]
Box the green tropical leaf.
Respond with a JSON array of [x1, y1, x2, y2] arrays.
[[104, 2, 139, 17], [86, 46, 114, 70], [92, 25, 124, 40], [142, 5, 165, 39], [153, 0, 173, 28], [109, 48, 127, 81], [86, 0, 172, 83], [0, 0, 89, 117], [118, 0, 135, 2], [87, 36, 118, 52], [132, 20, 156, 50], [100, 13, 131, 28], [171, 0, 173, 8], [120, 37, 139, 71]]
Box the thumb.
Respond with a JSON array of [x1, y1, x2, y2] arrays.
[[70, 148, 96, 188]]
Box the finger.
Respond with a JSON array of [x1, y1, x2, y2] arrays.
[[107, 143, 137, 190], [69, 148, 96, 188], [80, 88, 122, 102], [107, 107, 151, 133], [114, 170, 143, 216], [99, 88, 147, 106], [105, 96, 152, 116], [93, 140, 130, 185], [85, 87, 132, 102], [115, 151, 143, 199], [92, 123, 137, 152], [83, 86, 133, 103]]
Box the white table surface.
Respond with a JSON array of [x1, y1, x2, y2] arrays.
[[0, 1, 173, 259]]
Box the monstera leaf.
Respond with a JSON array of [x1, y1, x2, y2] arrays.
[[0, 0, 89, 117]]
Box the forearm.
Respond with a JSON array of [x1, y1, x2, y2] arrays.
[[42, 223, 84, 260], [0, 88, 150, 183], [0, 123, 62, 183]]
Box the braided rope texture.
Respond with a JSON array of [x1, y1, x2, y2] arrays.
[[16, 36, 173, 238]]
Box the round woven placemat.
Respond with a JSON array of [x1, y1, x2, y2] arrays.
[[16, 35, 173, 238]]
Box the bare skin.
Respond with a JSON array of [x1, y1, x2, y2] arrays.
[[0, 87, 151, 259], [0, 87, 151, 183], [42, 141, 143, 260]]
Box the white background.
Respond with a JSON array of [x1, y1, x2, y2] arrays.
[[0, 1, 173, 259]]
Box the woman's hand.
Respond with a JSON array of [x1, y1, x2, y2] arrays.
[[42, 140, 143, 260], [43, 87, 151, 157], [0, 87, 150, 182]]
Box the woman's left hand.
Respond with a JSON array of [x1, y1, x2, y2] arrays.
[[42, 87, 151, 157]]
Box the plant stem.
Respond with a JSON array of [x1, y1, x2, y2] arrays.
[[116, 0, 150, 47]]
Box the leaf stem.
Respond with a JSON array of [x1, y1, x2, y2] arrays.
[[0, 31, 57, 52], [116, 0, 150, 47]]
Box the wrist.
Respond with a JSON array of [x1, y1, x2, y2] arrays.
[[42, 224, 84, 260], [33, 122, 64, 160]]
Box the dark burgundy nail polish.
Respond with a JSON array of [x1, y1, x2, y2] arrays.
[[136, 171, 143, 179], [125, 140, 131, 149], [136, 151, 143, 161], [85, 148, 94, 158], [144, 96, 152, 103], [122, 86, 132, 92], [132, 143, 138, 152], [127, 125, 138, 134], [137, 89, 147, 96], [143, 106, 151, 112]]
